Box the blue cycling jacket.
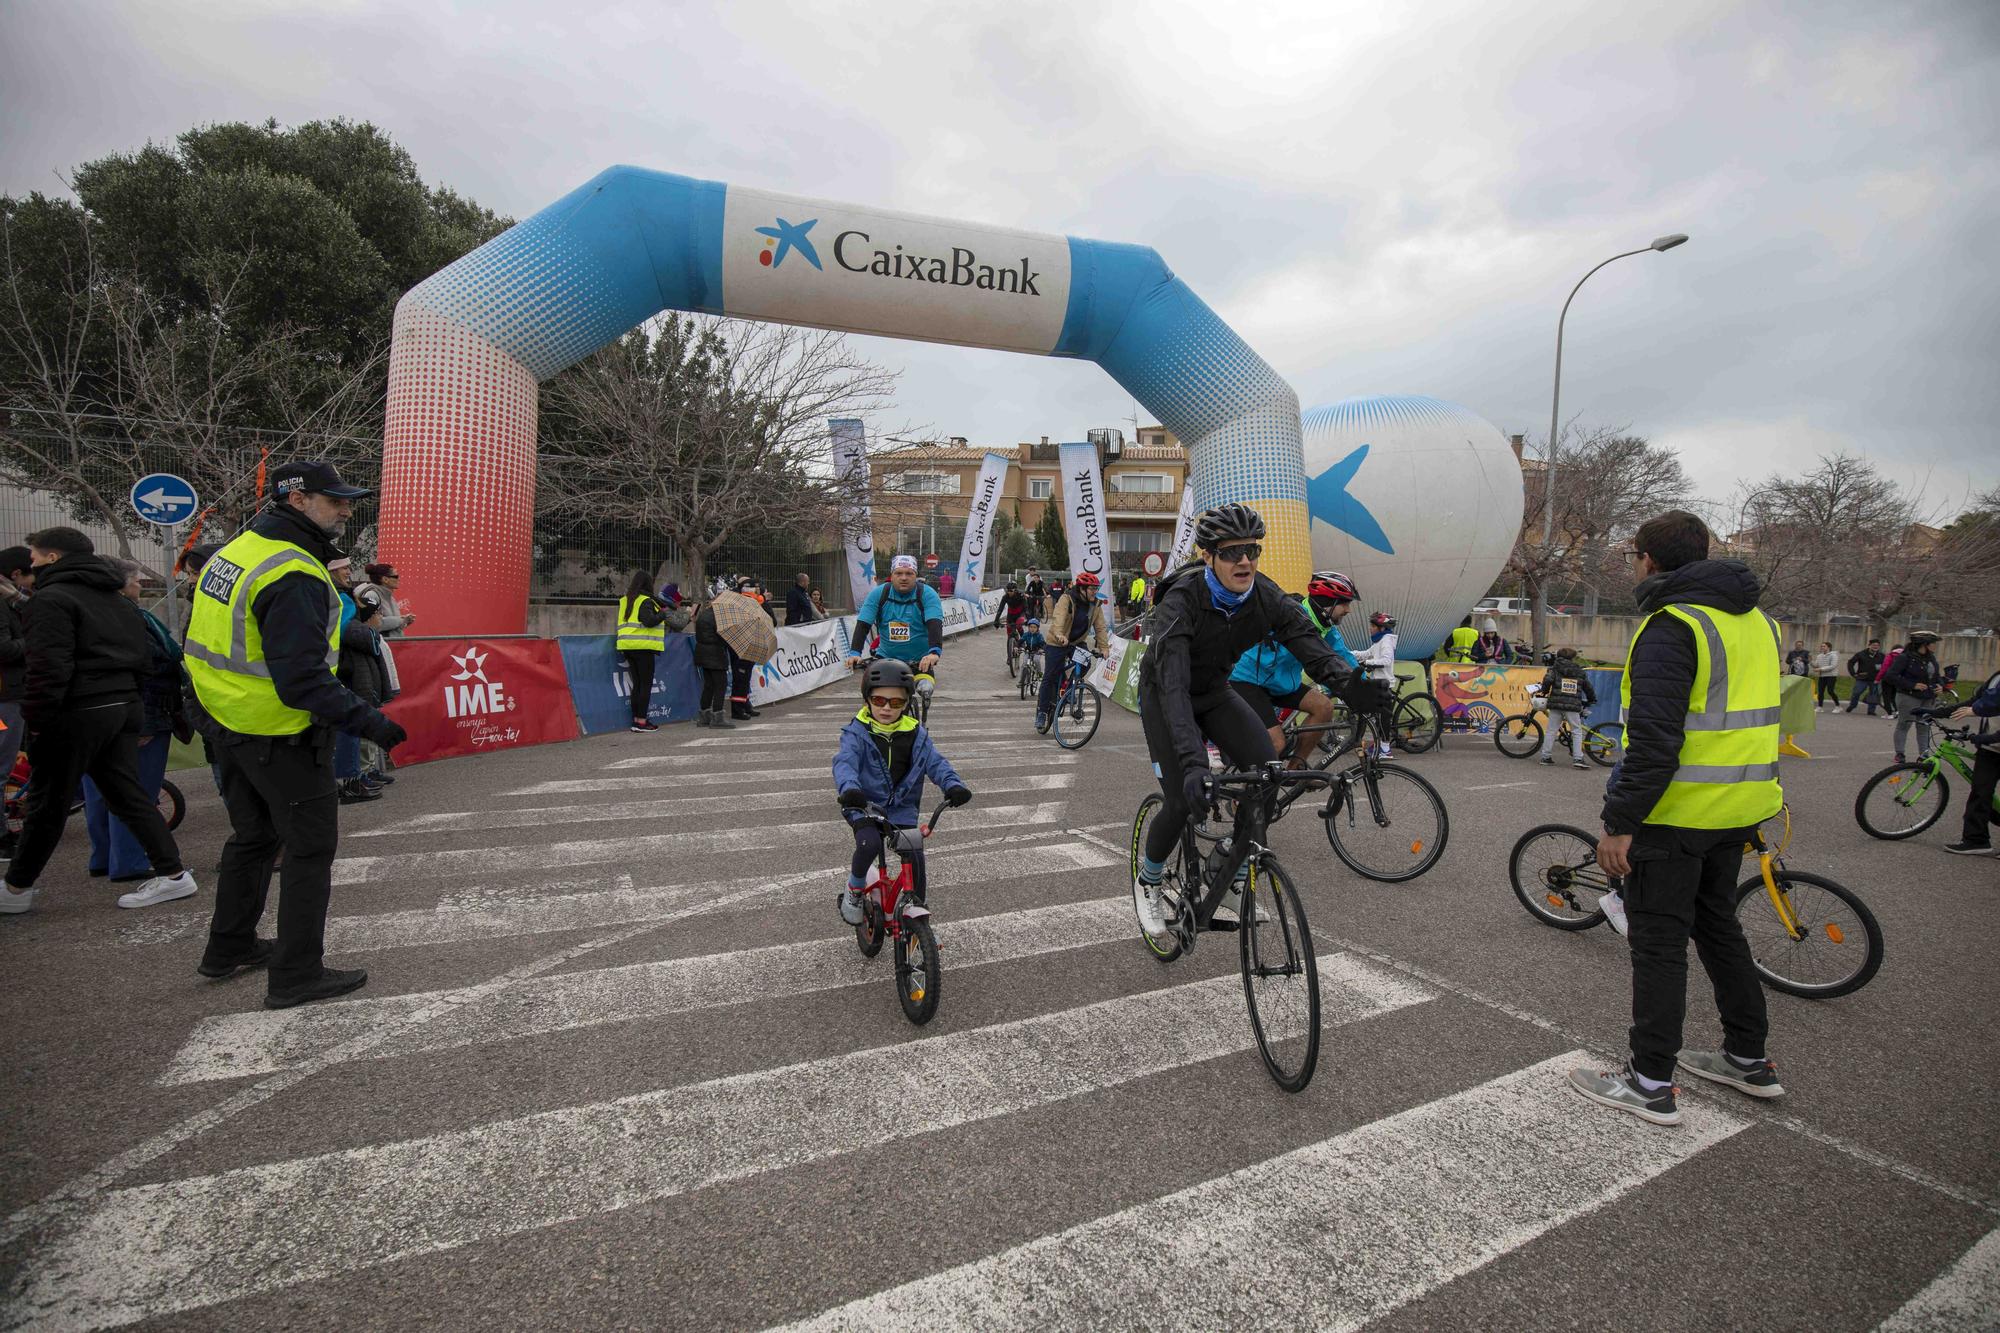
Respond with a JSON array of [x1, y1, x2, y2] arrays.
[[1230, 599, 1355, 695], [854, 582, 945, 664], [832, 714, 964, 825]]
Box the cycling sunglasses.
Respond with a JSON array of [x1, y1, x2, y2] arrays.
[[867, 694, 909, 709], [1213, 542, 1262, 565]]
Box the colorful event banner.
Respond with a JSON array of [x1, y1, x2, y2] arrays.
[[830, 418, 875, 609], [559, 633, 700, 735], [750, 589, 1007, 706], [1431, 664, 1623, 729], [953, 451, 1012, 605], [1168, 483, 1199, 568], [382, 637, 580, 765], [1057, 439, 1111, 581]]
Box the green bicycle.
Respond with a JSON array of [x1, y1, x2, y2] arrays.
[[1854, 724, 1999, 841]]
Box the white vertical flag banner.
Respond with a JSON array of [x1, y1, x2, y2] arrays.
[[1058, 440, 1110, 582], [829, 418, 875, 610], [954, 451, 1012, 605], [1168, 482, 1199, 568]]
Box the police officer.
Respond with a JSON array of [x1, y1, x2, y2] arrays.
[[1569, 510, 1785, 1126], [185, 460, 406, 1008]]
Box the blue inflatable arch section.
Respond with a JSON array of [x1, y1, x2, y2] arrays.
[[381, 166, 1309, 633]]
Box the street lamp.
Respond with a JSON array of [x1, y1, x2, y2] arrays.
[[1538, 233, 1689, 623]]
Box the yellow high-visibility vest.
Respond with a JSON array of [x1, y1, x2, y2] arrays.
[[1446, 625, 1479, 662], [185, 530, 339, 736], [1620, 602, 1785, 828], [617, 595, 665, 651]]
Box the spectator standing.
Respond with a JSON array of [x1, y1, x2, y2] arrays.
[[353, 563, 414, 637], [1845, 639, 1885, 715], [1885, 631, 1945, 762], [325, 559, 373, 799], [1785, 640, 1810, 677], [811, 587, 829, 619], [335, 596, 390, 801], [692, 595, 735, 729], [1571, 510, 1784, 1127], [938, 569, 956, 597], [82, 558, 191, 890], [1878, 643, 1904, 718], [1442, 614, 1478, 664], [1811, 641, 1839, 709], [729, 578, 768, 719], [785, 572, 819, 626], [616, 569, 669, 734], [0, 546, 32, 862], [1944, 667, 2000, 856], [0, 528, 194, 915], [353, 583, 401, 788]]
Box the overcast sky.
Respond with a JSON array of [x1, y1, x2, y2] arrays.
[[7, 0, 1996, 513]]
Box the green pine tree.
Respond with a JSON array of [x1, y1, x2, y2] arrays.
[[1034, 502, 1068, 571]]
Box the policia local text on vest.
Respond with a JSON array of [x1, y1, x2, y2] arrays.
[[184, 462, 405, 1009]]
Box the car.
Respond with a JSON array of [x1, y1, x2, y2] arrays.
[[1474, 597, 1532, 616]]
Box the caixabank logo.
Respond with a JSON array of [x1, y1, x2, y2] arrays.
[[755, 217, 822, 269], [754, 215, 1045, 297]]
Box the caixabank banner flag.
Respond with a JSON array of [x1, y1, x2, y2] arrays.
[[830, 418, 875, 610], [1057, 440, 1110, 582], [383, 638, 580, 764], [749, 590, 1007, 706], [953, 451, 1012, 605], [560, 633, 700, 734], [1168, 484, 1199, 568]]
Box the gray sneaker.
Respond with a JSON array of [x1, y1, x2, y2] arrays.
[[1676, 1050, 1785, 1099], [838, 890, 864, 926], [1567, 1063, 1681, 1125]]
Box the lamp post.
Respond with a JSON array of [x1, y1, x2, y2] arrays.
[[1538, 233, 1689, 626]]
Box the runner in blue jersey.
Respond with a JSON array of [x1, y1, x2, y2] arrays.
[[849, 554, 945, 676]]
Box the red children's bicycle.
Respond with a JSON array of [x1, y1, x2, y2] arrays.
[[850, 801, 949, 1026], [5, 754, 186, 838]]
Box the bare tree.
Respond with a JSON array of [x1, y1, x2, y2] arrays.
[[539, 314, 899, 595], [1506, 424, 1691, 649]]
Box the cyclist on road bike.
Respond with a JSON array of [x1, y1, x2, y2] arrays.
[[833, 658, 971, 924], [1134, 506, 1392, 932], [1229, 570, 1361, 765], [1036, 570, 1110, 732], [849, 554, 944, 681]]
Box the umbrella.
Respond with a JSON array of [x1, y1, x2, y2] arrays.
[[710, 590, 778, 662]]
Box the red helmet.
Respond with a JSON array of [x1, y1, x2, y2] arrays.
[[1073, 570, 1101, 587], [1370, 611, 1397, 630], [1307, 570, 1358, 602]]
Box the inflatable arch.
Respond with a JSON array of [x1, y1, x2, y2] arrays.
[[380, 166, 1310, 634]]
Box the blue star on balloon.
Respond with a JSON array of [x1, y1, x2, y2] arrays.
[[1307, 445, 1394, 555]]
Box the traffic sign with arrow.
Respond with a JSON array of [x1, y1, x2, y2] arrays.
[[130, 473, 199, 526]]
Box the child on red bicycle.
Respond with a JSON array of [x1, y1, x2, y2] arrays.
[[833, 658, 972, 924]]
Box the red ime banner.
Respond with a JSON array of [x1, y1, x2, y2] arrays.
[[381, 637, 580, 765]]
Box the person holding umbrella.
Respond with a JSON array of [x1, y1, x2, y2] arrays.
[[704, 588, 781, 727]]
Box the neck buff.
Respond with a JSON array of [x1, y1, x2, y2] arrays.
[[1204, 567, 1250, 616]]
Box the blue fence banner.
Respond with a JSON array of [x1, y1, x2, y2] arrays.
[[559, 633, 700, 734]]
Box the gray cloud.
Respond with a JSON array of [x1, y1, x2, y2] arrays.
[[5, 0, 1995, 507]]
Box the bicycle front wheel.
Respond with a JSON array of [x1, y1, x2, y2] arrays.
[[1054, 681, 1101, 749], [1735, 869, 1883, 998], [1240, 854, 1320, 1092], [1130, 794, 1188, 961], [1854, 762, 1948, 840], [1495, 714, 1542, 758], [1508, 823, 1610, 929], [1392, 693, 1442, 753], [1322, 763, 1449, 882], [895, 916, 942, 1024], [855, 894, 885, 958]]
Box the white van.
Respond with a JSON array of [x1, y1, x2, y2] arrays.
[[1474, 597, 1532, 616]]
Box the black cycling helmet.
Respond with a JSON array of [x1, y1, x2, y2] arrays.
[[1193, 502, 1266, 549], [1908, 630, 1941, 647], [861, 657, 915, 699]]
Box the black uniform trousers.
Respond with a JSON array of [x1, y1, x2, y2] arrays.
[[204, 729, 340, 988], [1622, 823, 1768, 1083], [621, 649, 657, 722], [1963, 746, 2000, 845], [5, 700, 184, 889]]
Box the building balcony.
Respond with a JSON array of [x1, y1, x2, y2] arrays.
[[1105, 489, 1177, 513]]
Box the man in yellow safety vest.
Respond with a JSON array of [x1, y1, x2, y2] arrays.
[[1569, 510, 1785, 1127], [185, 460, 406, 1009]]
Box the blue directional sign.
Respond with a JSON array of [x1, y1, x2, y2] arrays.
[[130, 472, 199, 526]]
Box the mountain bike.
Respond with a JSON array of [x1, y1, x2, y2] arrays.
[[1386, 687, 1444, 753], [1496, 706, 1623, 765], [1050, 647, 1101, 749], [1855, 723, 1999, 841], [1274, 708, 1448, 882], [849, 800, 950, 1025], [4, 755, 185, 836], [1004, 623, 1023, 677], [1507, 807, 1882, 998], [1129, 764, 1333, 1091], [1017, 653, 1043, 702]]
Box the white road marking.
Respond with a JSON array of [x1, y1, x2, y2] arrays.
[[331, 802, 1070, 885], [1877, 1225, 2000, 1331], [677, 725, 1028, 747], [1465, 781, 1538, 791], [506, 754, 1072, 796], [160, 897, 1142, 1084], [18, 962, 1432, 1328], [777, 1051, 1746, 1333], [601, 740, 1048, 771], [350, 773, 1076, 838]]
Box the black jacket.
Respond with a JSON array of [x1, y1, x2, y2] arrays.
[[1539, 660, 1596, 713], [191, 506, 396, 744], [19, 554, 151, 729], [1140, 565, 1359, 776], [337, 620, 386, 707], [1884, 647, 1943, 704], [1846, 647, 1884, 681], [1601, 559, 1773, 836], [784, 586, 818, 625], [134, 609, 186, 737], [0, 594, 24, 705], [692, 604, 730, 670]]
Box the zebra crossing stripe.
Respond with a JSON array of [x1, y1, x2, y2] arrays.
[[350, 773, 1076, 838], [774, 1051, 1748, 1332], [1878, 1225, 2000, 1332], [159, 897, 1143, 1085], [678, 725, 1028, 747], [509, 754, 1073, 794], [601, 740, 1050, 770], [16, 962, 1432, 1328], [330, 801, 1071, 886]]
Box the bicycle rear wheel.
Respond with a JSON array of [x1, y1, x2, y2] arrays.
[[1495, 715, 1542, 758], [1584, 723, 1622, 767], [1392, 693, 1442, 753], [1054, 681, 1101, 749], [1240, 855, 1320, 1092], [1508, 824, 1609, 929], [1735, 870, 1883, 998], [1321, 763, 1449, 882], [158, 778, 185, 832], [895, 916, 942, 1024], [1130, 794, 1188, 961], [1854, 762, 1948, 840]]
